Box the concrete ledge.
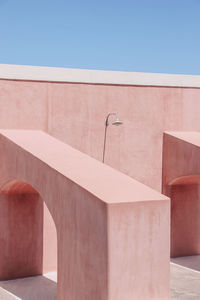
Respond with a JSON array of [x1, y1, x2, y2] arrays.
[[0, 64, 200, 87], [0, 129, 167, 204]]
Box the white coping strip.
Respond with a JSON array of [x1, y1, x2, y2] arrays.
[[0, 64, 200, 87]]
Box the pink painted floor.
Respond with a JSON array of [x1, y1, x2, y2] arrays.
[[0, 272, 57, 300], [0, 260, 200, 300]]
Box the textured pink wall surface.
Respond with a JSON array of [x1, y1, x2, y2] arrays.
[[1, 78, 200, 284], [1, 79, 200, 192]]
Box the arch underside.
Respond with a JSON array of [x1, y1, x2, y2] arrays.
[[168, 174, 200, 186], [0, 179, 39, 195]]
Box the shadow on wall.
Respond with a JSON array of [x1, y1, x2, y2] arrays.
[[0, 179, 57, 281], [167, 175, 200, 258], [0, 273, 57, 300]]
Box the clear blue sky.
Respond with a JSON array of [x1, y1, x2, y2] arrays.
[[0, 0, 200, 74]]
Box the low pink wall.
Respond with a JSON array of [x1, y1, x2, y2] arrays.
[[0, 130, 170, 299], [1, 78, 200, 191]]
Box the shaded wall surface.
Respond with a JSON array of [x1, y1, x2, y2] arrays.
[[1, 78, 200, 191]]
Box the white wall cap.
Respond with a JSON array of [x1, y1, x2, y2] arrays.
[[0, 63, 200, 87]]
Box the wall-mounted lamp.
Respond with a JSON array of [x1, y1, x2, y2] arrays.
[[102, 113, 123, 163]]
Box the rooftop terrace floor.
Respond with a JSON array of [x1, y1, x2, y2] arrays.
[[0, 256, 200, 299]]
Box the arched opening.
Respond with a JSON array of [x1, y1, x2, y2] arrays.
[[167, 175, 200, 258], [0, 179, 57, 299]]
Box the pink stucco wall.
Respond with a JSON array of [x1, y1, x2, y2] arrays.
[[1, 73, 199, 285], [1, 78, 200, 191]]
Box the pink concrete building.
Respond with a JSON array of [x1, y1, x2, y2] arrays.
[[0, 64, 200, 299]]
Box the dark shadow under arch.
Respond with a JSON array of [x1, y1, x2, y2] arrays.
[[0, 179, 57, 281], [167, 175, 200, 258]]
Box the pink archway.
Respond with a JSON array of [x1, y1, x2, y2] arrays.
[[0, 179, 57, 280], [0, 129, 170, 300], [163, 132, 200, 258]]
